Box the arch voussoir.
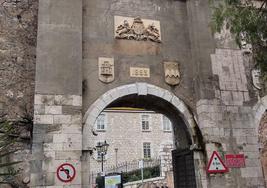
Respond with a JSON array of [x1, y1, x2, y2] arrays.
[[83, 83, 199, 150]]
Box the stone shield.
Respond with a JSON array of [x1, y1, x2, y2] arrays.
[[98, 57, 115, 83], [164, 62, 181, 86]]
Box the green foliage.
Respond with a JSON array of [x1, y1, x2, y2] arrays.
[[210, 0, 267, 75], [122, 165, 160, 183], [0, 114, 32, 187], [0, 120, 21, 186]]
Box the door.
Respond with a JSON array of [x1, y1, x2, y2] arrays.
[[172, 149, 196, 188]]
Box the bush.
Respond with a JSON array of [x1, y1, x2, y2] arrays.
[[122, 165, 160, 183]]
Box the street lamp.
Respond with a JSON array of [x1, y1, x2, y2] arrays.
[[96, 140, 109, 174]]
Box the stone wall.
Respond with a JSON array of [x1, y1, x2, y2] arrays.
[[82, 0, 196, 112], [31, 94, 82, 187], [196, 48, 265, 187], [0, 0, 38, 119], [30, 0, 267, 187], [259, 112, 267, 185], [0, 1, 38, 187], [31, 0, 83, 187]]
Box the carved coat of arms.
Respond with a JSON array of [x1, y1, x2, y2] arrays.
[[115, 16, 161, 43], [164, 62, 181, 86], [251, 69, 261, 90], [98, 57, 114, 83]]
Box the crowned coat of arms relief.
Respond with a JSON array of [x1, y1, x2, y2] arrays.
[[115, 16, 161, 43]]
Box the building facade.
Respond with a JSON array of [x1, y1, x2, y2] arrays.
[[89, 109, 174, 175]]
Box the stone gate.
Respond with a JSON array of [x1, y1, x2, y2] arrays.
[[30, 0, 265, 187]]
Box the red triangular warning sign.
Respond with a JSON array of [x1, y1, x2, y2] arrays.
[[207, 151, 228, 173]]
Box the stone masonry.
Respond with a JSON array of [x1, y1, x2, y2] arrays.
[[29, 0, 267, 188], [31, 0, 83, 187], [89, 110, 174, 175], [196, 49, 265, 187], [0, 0, 38, 119], [31, 94, 82, 187]]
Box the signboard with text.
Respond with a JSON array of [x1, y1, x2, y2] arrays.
[[104, 174, 122, 188], [225, 154, 246, 168]]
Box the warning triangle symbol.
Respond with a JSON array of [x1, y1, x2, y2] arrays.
[[207, 151, 228, 173]]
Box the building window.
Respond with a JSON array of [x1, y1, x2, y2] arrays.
[[162, 115, 172, 132], [96, 113, 106, 131], [141, 115, 150, 131], [143, 142, 151, 159]]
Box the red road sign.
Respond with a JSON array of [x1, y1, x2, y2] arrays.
[[207, 151, 228, 173], [56, 163, 76, 183], [225, 154, 245, 168]]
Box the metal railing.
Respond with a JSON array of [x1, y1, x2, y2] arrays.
[[90, 158, 161, 186]]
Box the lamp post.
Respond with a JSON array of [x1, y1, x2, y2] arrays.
[[115, 148, 118, 171], [96, 140, 109, 174]]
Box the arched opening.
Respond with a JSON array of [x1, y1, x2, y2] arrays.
[[82, 83, 205, 188]]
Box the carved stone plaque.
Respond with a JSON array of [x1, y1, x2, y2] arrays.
[[114, 16, 161, 43], [252, 69, 261, 90], [164, 62, 181, 86], [98, 57, 114, 83], [130, 67, 150, 78]]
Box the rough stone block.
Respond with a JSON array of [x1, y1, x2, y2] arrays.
[[33, 133, 45, 143], [31, 143, 43, 154], [33, 124, 47, 134], [62, 124, 82, 134], [241, 167, 263, 178], [55, 151, 81, 160], [45, 106, 62, 115], [46, 124, 62, 134], [34, 94, 44, 105], [30, 160, 42, 173], [63, 141, 82, 151], [54, 95, 73, 106], [35, 115, 53, 124], [137, 83, 147, 96], [41, 95, 56, 105], [101, 93, 113, 106], [43, 143, 63, 151], [162, 90, 173, 102], [126, 84, 138, 94], [72, 95, 82, 106], [30, 173, 45, 186], [54, 115, 72, 124], [243, 144, 259, 152], [44, 172, 55, 186], [44, 134, 54, 143], [71, 114, 82, 124], [221, 91, 232, 105], [34, 104, 45, 115], [62, 106, 81, 115]]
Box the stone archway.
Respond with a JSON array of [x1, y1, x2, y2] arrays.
[[82, 83, 206, 187], [83, 83, 199, 150]]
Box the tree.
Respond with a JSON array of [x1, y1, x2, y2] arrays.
[[0, 113, 32, 188], [210, 0, 267, 76]]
